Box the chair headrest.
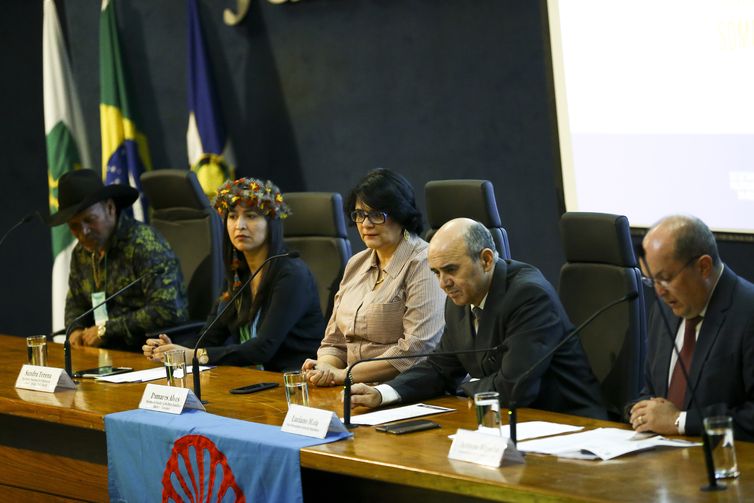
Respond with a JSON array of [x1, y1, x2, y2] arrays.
[[140, 169, 211, 211], [283, 192, 348, 238], [560, 212, 637, 267], [425, 180, 502, 229]]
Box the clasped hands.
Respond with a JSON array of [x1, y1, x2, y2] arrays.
[[69, 326, 104, 348], [142, 334, 188, 362], [629, 397, 681, 435]]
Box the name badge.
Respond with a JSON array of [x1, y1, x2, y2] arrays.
[[15, 365, 76, 393], [448, 428, 525, 467], [138, 383, 205, 414], [281, 404, 350, 439], [91, 291, 109, 325]]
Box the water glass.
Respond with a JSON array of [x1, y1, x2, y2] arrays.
[[283, 371, 309, 407], [163, 349, 186, 388], [703, 415, 739, 479], [474, 391, 502, 436], [26, 335, 48, 367]]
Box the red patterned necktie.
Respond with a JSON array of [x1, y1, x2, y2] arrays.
[[667, 316, 703, 409]]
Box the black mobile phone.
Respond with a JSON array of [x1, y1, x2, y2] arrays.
[[375, 419, 441, 435], [73, 366, 133, 378], [229, 382, 279, 394]]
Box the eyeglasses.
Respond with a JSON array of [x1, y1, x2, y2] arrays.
[[350, 209, 388, 225], [641, 255, 701, 289]]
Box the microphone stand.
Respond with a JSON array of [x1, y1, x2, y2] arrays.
[[343, 344, 502, 428], [64, 267, 161, 378], [0, 211, 39, 248], [637, 249, 722, 492], [508, 292, 638, 446], [191, 251, 298, 402]]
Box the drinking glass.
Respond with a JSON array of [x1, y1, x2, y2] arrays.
[[283, 371, 309, 407], [704, 415, 739, 479], [474, 391, 502, 436], [26, 335, 48, 367], [163, 349, 186, 388]]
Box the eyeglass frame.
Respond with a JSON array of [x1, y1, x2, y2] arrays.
[[641, 254, 702, 289], [350, 209, 388, 225]]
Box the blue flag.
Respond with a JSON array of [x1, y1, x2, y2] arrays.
[[187, 0, 234, 199], [106, 409, 350, 502]]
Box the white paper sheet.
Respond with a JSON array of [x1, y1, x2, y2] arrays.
[[95, 365, 212, 383], [501, 421, 583, 440], [518, 427, 700, 461], [347, 403, 455, 426]]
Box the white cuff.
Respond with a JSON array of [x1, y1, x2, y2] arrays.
[[374, 384, 401, 406], [675, 411, 687, 434]]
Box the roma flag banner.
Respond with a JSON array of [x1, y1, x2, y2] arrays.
[[43, 0, 92, 331], [100, 0, 152, 221]]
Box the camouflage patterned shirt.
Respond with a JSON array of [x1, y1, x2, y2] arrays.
[[65, 213, 188, 350]]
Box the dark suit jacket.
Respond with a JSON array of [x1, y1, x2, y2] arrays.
[[388, 259, 606, 419], [641, 265, 754, 440], [193, 257, 325, 372]]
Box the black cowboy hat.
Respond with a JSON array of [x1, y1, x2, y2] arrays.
[[47, 169, 139, 227]]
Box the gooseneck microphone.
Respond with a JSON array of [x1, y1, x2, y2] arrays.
[[0, 211, 40, 248], [64, 265, 166, 378], [507, 291, 639, 446], [636, 245, 722, 492], [342, 344, 503, 428], [191, 251, 300, 402]]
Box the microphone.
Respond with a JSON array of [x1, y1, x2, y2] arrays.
[[64, 265, 166, 378], [342, 344, 503, 428], [508, 291, 639, 446], [0, 211, 40, 247], [191, 250, 300, 402], [635, 244, 723, 492]]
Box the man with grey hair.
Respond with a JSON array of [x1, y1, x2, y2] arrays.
[[350, 218, 606, 419], [630, 215, 754, 440]]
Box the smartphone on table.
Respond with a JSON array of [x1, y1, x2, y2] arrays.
[[73, 366, 133, 378], [375, 419, 441, 434]]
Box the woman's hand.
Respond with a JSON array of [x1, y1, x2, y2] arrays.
[[303, 359, 346, 387], [142, 334, 172, 362]]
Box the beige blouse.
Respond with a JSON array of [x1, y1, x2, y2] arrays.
[[317, 234, 446, 372]]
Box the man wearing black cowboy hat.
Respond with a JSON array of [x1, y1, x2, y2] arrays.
[[48, 169, 188, 351]]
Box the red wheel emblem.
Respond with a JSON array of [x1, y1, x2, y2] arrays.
[[162, 434, 245, 502]]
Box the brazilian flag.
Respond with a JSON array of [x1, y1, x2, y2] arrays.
[[100, 0, 152, 221]]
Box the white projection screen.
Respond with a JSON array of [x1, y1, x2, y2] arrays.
[[547, 0, 754, 233]]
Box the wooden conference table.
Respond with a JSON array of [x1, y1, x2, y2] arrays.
[[0, 335, 750, 502]]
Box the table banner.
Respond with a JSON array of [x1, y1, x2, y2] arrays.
[[105, 408, 351, 502]]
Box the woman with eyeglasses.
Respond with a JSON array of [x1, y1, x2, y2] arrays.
[[302, 168, 445, 386]]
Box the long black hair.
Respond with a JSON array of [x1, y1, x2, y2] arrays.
[[221, 215, 286, 328]]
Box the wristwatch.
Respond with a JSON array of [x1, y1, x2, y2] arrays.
[[197, 348, 209, 365], [96, 323, 107, 339]]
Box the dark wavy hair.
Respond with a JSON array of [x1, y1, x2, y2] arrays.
[[345, 168, 423, 235], [221, 215, 286, 328]]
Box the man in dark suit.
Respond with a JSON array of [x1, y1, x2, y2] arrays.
[[629, 215, 754, 440], [349, 218, 606, 419]]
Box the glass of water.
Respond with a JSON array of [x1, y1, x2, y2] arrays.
[[474, 391, 502, 436], [283, 371, 309, 407], [26, 335, 48, 367], [163, 349, 186, 388], [703, 415, 739, 479]]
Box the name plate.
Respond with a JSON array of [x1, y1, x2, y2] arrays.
[[138, 383, 205, 414], [448, 428, 525, 467], [281, 404, 349, 439], [15, 365, 76, 393]]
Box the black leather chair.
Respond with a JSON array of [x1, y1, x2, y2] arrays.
[[558, 212, 647, 419], [283, 192, 351, 320], [141, 169, 224, 337], [424, 179, 511, 259]]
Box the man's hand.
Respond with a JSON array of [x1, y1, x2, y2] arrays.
[[69, 329, 85, 347], [344, 383, 383, 409], [80, 326, 104, 347], [629, 397, 680, 435]]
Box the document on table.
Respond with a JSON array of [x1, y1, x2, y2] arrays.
[[449, 421, 583, 441], [518, 427, 700, 461], [347, 403, 455, 425], [96, 365, 212, 383]]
